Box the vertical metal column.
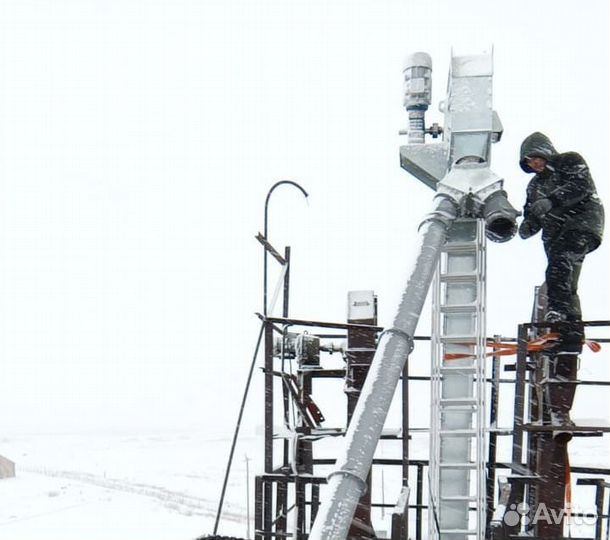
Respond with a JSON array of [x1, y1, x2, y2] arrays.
[[416, 463, 424, 540], [277, 245, 292, 537], [429, 219, 487, 540], [486, 339, 502, 535], [296, 361, 313, 538], [345, 290, 378, 539], [255, 476, 263, 540], [264, 323, 274, 533], [402, 356, 410, 509], [311, 484, 320, 529], [512, 324, 529, 466]]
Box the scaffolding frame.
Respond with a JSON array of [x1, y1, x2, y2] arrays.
[[253, 312, 610, 540], [249, 225, 610, 540]]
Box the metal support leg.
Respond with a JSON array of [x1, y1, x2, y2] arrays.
[[417, 464, 424, 540], [255, 476, 263, 540], [311, 484, 320, 528], [276, 481, 288, 535], [486, 344, 501, 535], [512, 325, 529, 466]]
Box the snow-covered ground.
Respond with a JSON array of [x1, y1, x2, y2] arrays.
[[0, 430, 261, 540], [0, 426, 607, 540]]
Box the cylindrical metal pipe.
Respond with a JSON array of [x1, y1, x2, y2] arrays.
[[308, 195, 458, 540], [482, 189, 519, 243]]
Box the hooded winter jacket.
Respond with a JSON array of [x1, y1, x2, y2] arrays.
[[519, 132, 604, 250]]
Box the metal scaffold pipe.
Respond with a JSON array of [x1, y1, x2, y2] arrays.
[[308, 194, 458, 540]]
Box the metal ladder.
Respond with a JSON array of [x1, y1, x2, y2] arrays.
[[430, 218, 487, 540]]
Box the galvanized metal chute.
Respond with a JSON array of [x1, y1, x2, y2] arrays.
[[308, 50, 519, 540]]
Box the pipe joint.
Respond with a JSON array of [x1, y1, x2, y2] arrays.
[[378, 327, 414, 354], [326, 469, 369, 494], [418, 195, 458, 232]]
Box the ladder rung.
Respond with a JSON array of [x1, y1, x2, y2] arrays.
[[439, 462, 477, 469], [441, 495, 477, 502], [441, 304, 478, 313], [442, 242, 479, 253], [440, 397, 478, 406], [440, 365, 477, 373], [440, 336, 478, 343], [440, 304, 478, 314], [440, 272, 478, 283], [439, 429, 477, 437], [440, 405, 477, 412]]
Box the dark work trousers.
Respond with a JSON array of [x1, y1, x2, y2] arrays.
[[544, 231, 595, 321], [544, 231, 594, 353]]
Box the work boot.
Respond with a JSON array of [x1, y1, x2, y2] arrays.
[[544, 310, 565, 323], [546, 320, 585, 355]]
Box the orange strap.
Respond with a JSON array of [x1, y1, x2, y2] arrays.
[[586, 339, 602, 353], [444, 333, 601, 361]]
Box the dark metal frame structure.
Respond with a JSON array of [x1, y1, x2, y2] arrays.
[[497, 319, 610, 540], [254, 307, 610, 540], [254, 313, 415, 540], [251, 204, 610, 540]]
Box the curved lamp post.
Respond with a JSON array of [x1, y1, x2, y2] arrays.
[[213, 179, 308, 537], [263, 180, 309, 316]]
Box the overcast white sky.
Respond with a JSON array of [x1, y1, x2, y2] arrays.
[[0, 0, 607, 435]]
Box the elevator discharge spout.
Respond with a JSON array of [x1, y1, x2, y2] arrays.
[[308, 50, 519, 540]]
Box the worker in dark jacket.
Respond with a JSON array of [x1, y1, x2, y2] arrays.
[[519, 132, 604, 327], [519, 132, 605, 441]]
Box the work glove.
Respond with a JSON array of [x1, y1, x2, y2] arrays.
[[518, 219, 539, 239], [529, 198, 552, 219]]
